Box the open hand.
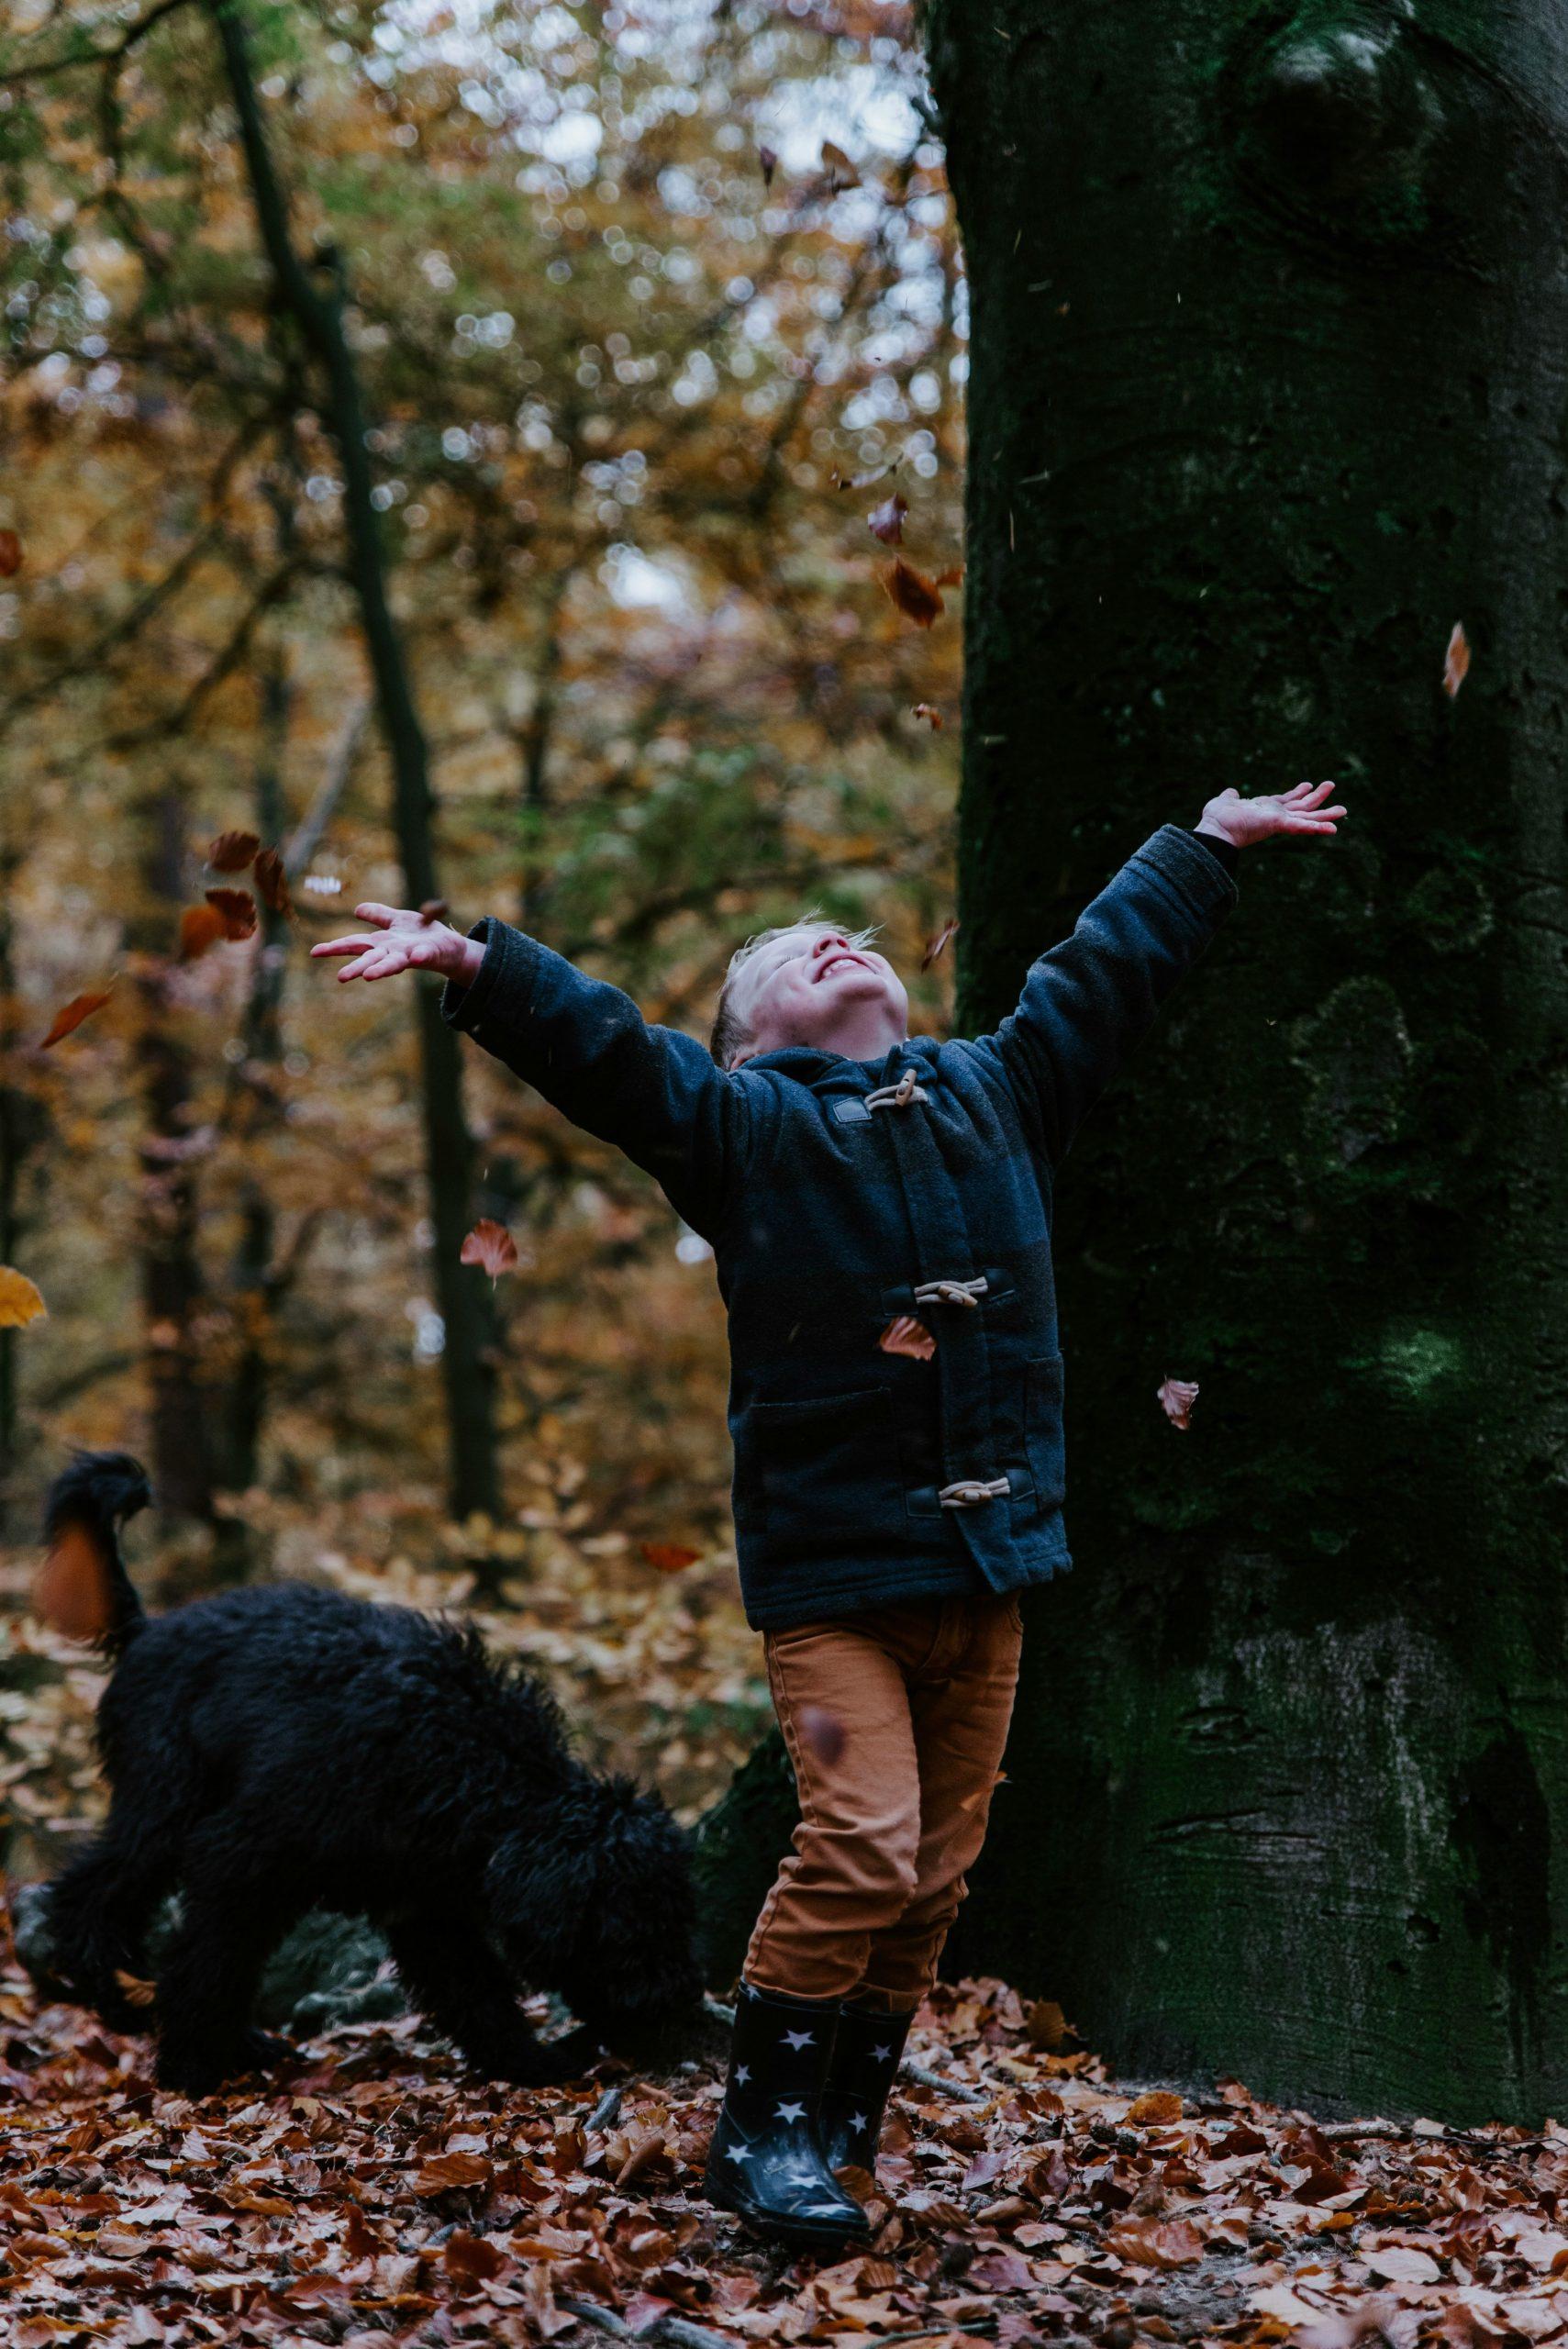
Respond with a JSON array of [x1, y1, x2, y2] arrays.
[[1196, 781, 1346, 849], [309, 903, 484, 986]]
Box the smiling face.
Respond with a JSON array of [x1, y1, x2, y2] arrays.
[[717, 920, 909, 1068]]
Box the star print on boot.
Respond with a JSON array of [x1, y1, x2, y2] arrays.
[[818, 2000, 916, 2176], [704, 1982, 870, 2249]]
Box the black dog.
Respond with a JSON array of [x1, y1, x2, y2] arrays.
[[39, 1453, 702, 2097]]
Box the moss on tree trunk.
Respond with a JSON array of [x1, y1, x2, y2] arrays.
[[916, 0, 1568, 2122]]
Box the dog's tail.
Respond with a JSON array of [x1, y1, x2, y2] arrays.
[[35, 1452, 154, 1655]]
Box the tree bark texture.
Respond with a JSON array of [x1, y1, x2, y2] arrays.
[[920, 0, 1568, 2122]]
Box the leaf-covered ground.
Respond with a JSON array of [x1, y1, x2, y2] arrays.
[[4, 1943, 1567, 2349]]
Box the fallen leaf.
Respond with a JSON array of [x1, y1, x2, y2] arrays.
[[205, 886, 258, 941], [759, 144, 778, 189], [33, 1520, 111, 1643], [640, 1542, 701, 1574], [1126, 2090, 1184, 2127], [112, 1969, 157, 2009], [920, 919, 959, 970], [444, 2230, 506, 2284], [1363, 2244, 1440, 2286], [254, 846, 293, 917], [868, 492, 907, 545], [414, 2152, 493, 2196], [798, 1705, 846, 1766], [1157, 1375, 1199, 1431], [0, 529, 21, 576], [821, 139, 860, 191], [0, 1265, 47, 1328], [39, 988, 113, 1049], [179, 903, 227, 963], [208, 829, 261, 872], [884, 559, 945, 629], [1443, 621, 1470, 698], [880, 1314, 936, 1362], [1105, 2217, 1205, 2269], [461, 1219, 518, 1277], [912, 703, 944, 730]]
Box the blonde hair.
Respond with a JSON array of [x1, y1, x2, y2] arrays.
[[710, 913, 880, 1069]]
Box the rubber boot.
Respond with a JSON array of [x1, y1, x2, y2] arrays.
[[818, 2001, 915, 2175], [704, 1981, 871, 2248]]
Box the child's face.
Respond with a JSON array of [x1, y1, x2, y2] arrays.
[[728, 926, 909, 1067]]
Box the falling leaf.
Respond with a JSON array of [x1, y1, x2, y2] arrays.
[[1126, 2090, 1184, 2127], [208, 829, 261, 872], [879, 1314, 936, 1362], [179, 903, 227, 963], [0, 1266, 46, 1328], [798, 1704, 846, 1765], [640, 1542, 700, 1574], [414, 2151, 494, 2196], [1024, 1998, 1074, 2052], [39, 987, 113, 1049], [418, 897, 450, 925], [759, 143, 778, 188], [254, 846, 293, 917], [920, 918, 959, 970], [911, 703, 943, 731], [112, 1969, 157, 2009], [957, 1769, 1008, 1814], [0, 529, 20, 576], [935, 562, 966, 587], [821, 139, 860, 192], [1444, 621, 1470, 698], [461, 1219, 518, 1277], [33, 1520, 111, 1643], [1157, 1375, 1200, 1431], [204, 887, 258, 941], [868, 491, 907, 545], [884, 559, 944, 629]]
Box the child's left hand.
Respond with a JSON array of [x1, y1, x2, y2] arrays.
[[1196, 780, 1346, 848]]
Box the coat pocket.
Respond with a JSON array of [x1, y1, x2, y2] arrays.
[[1024, 1355, 1067, 1514], [749, 1386, 906, 1564]]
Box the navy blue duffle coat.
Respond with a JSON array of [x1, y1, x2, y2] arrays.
[[442, 824, 1236, 1631]]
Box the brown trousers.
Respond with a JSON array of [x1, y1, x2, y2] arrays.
[[744, 1593, 1023, 2010]]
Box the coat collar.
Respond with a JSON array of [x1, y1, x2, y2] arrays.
[[740, 1039, 928, 1084]]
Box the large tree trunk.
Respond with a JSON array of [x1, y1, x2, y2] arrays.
[[922, 1, 1568, 2122]]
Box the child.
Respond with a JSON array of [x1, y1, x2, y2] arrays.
[[314, 780, 1343, 2245]]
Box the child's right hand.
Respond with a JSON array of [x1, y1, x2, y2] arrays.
[[309, 903, 485, 988]]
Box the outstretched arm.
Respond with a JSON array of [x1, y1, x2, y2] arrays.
[[312, 907, 745, 1233], [972, 782, 1344, 1163]]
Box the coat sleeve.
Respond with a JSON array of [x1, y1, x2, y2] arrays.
[[964, 825, 1238, 1163], [439, 918, 747, 1235]]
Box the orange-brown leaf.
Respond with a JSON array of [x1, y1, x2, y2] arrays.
[[868, 492, 906, 546], [884, 559, 944, 629], [879, 1314, 936, 1363], [640, 1542, 701, 1575], [208, 829, 260, 873], [461, 1219, 518, 1277], [418, 897, 450, 925], [1443, 621, 1470, 698], [414, 2151, 493, 2196], [911, 703, 943, 731], [934, 563, 966, 588], [1157, 1375, 1200, 1431], [205, 888, 258, 941], [40, 988, 113, 1049], [1127, 2090, 1184, 2127], [821, 140, 860, 192], [179, 904, 227, 963], [33, 1520, 113, 1643], [0, 530, 21, 578], [1024, 1998, 1073, 2052], [444, 2230, 506, 2284], [0, 1266, 47, 1329], [113, 1968, 157, 2009], [920, 919, 959, 971], [254, 847, 292, 918], [1105, 2217, 1205, 2269]]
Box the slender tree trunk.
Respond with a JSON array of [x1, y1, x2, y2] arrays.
[[209, 0, 500, 1520], [922, 0, 1568, 2122]]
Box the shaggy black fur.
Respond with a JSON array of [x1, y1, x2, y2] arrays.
[[40, 1453, 703, 2098]]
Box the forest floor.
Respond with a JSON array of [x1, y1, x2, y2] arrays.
[[3, 1934, 1567, 2349]]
